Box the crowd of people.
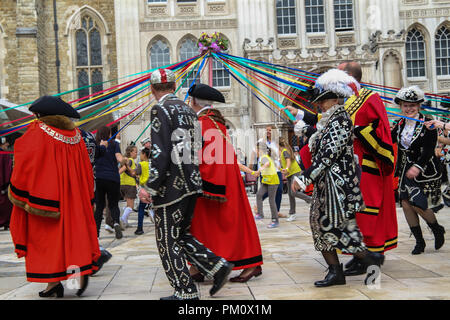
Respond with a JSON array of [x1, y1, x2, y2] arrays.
[[0, 59, 448, 300]]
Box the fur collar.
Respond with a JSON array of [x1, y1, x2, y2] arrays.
[[199, 108, 226, 126], [38, 115, 76, 131]]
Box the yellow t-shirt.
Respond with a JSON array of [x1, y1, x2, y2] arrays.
[[259, 155, 280, 185], [139, 161, 150, 186], [120, 158, 136, 186], [280, 148, 301, 177]]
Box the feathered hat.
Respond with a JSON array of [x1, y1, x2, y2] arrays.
[[308, 69, 361, 103], [394, 86, 425, 105]]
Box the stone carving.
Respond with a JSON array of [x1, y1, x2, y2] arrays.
[[140, 19, 237, 31]]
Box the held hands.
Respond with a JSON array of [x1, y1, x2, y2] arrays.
[[406, 165, 421, 179], [292, 175, 309, 193], [424, 120, 446, 130], [252, 170, 261, 177]]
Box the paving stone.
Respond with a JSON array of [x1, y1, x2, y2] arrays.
[[0, 196, 449, 300]]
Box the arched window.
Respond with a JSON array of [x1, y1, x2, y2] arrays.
[[436, 26, 450, 76], [276, 0, 297, 35], [406, 28, 426, 78], [179, 37, 199, 89], [75, 15, 104, 99], [149, 39, 170, 70]]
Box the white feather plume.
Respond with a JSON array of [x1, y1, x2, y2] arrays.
[[315, 69, 361, 98]]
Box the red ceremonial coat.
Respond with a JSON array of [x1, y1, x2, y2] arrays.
[[8, 117, 100, 283], [349, 89, 398, 253], [190, 109, 263, 270]]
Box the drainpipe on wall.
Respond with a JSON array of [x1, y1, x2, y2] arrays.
[[53, 0, 61, 93]]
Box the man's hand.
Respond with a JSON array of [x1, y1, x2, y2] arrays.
[[292, 175, 308, 192], [100, 140, 108, 148], [282, 105, 299, 117], [294, 120, 307, 137], [406, 166, 421, 179]]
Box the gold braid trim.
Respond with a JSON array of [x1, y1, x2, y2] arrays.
[[202, 193, 227, 203], [8, 187, 60, 219]]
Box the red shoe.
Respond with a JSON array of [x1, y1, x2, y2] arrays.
[[229, 266, 262, 283]]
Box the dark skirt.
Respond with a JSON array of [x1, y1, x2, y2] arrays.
[[399, 176, 442, 211]]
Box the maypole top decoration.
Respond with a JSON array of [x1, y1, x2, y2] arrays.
[[197, 32, 229, 54]]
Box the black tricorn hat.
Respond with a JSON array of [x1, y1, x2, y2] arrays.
[[29, 95, 80, 119], [188, 83, 226, 103]]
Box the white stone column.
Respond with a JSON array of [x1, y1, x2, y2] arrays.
[[114, 0, 142, 83]]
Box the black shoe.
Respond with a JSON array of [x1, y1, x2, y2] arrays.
[[210, 261, 234, 296], [412, 239, 426, 255], [191, 273, 205, 283], [343, 260, 367, 276], [160, 295, 199, 300], [360, 251, 385, 267], [360, 252, 385, 286], [432, 203, 444, 213], [428, 222, 446, 250], [410, 226, 426, 255], [134, 229, 144, 235], [114, 223, 123, 239], [39, 283, 64, 298], [92, 250, 112, 275], [76, 275, 89, 297], [344, 257, 357, 270], [314, 264, 346, 288]]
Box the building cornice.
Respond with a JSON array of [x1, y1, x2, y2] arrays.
[[140, 19, 237, 32]]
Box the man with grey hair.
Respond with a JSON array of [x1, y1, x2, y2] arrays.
[[187, 83, 264, 283], [146, 69, 233, 300]]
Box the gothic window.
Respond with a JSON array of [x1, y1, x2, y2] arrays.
[[149, 40, 171, 70], [334, 0, 353, 31], [75, 15, 103, 99], [436, 26, 450, 76], [179, 38, 199, 89], [305, 0, 325, 33], [406, 28, 426, 78], [276, 0, 297, 35]]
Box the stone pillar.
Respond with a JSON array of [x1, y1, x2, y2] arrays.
[[16, 0, 40, 104]]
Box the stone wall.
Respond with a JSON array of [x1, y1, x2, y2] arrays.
[[0, 0, 118, 105]]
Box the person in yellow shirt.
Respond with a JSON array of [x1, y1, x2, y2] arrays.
[[279, 138, 304, 222], [134, 147, 151, 235], [255, 143, 280, 229], [119, 145, 138, 228]]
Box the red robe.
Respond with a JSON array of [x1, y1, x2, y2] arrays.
[[0, 150, 13, 228], [8, 118, 100, 283], [301, 89, 398, 253], [350, 89, 398, 253], [190, 109, 263, 270]]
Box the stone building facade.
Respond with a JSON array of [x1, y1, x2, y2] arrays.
[[0, 0, 119, 131], [1, 0, 450, 150]]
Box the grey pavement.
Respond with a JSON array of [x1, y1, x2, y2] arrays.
[[0, 194, 449, 300]]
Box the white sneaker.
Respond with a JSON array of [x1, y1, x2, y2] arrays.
[[286, 214, 297, 222], [104, 224, 114, 233]]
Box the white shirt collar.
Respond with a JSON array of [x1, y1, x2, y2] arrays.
[[196, 106, 212, 116], [158, 93, 171, 103]]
